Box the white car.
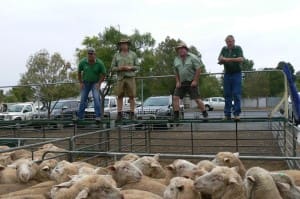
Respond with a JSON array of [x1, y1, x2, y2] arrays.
[[0, 103, 36, 121], [203, 97, 226, 111], [85, 96, 131, 120]]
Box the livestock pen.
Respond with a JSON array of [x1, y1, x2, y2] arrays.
[[0, 116, 299, 171], [1, 70, 300, 171]]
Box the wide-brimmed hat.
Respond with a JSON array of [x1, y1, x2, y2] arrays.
[[175, 42, 189, 51], [118, 38, 130, 45], [87, 47, 95, 54]]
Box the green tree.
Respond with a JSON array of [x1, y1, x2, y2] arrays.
[[241, 59, 254, 71], [20, 49, 79, 117]]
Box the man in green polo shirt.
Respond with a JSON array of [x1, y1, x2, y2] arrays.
[[218, 35, 244, 121], [78, 47, 106, 121], [173, 42, 208, 121], [111, 38, 139, 121]]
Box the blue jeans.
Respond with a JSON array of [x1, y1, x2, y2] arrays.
[[224, 72, 242, 117], [78, 81, 101, 119]]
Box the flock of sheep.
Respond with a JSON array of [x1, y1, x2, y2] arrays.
[[1, 144, 300, 199]]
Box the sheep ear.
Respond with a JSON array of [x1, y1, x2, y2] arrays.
[[233, 152, 239, 158], [223, 158, 230, 163], [166, 164, 175, 171], [153, 154, 160, 161], [0, 164, 5, 171], [55, 181, 73, 188], [247, 176, 255, 183], [41, 165, 50, 171], [276, 182, 291, 191], [75, 188, 89, 199], [150, 162, 160, 168], [7, 163, 17, 169], [107, 165, 116, 172], [229, 176, 238, 184]]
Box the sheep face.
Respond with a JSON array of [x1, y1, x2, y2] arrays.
[[194, 166, 241, 195], [50, 160, 77, 183], [196, 160, 216, 172], [164, 177, 200, 199], [36, 159, 58, 181], [133, 155, 165, 178], [166, 159, 196, 177], [8, 159, 38, 183], [212, 152, 240, 167], [108, 161, 143, 187]]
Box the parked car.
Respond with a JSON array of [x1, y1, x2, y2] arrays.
[[50, 99, 80, 120], [85, 96, 131, 120], [0, 103, 36, 121], [135, 96, 184, 120], [203, 97, 226, 111]]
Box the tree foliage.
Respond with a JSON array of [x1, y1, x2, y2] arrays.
[[20, 49, 78, 116]]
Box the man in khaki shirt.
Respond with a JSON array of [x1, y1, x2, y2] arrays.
[[173, 42, 208, 121], [111, 38, 138, 121]]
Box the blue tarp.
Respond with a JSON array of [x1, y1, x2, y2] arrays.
[[283, 64, 300, 123]]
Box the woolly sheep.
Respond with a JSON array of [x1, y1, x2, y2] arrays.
[[165, 159, 197, 184], [164, 176, 202, 199], [108, 160, 143, 187], [133, 154, 165, 178], [108, 160, 166, 196], [244, 167, 282, 199], [120, 153, 140, 162], [212, 151, 246, 178], [274, 170, 300, 186], [0, 164, 18, 184], [196, 160, 216, 172], [7, 158, 39, 183], [50, 160, 78, 183], [0, 180, 56, 198], [34, 159, 58, 182], [50, 174, 123, 199], [194, 166, 246, 199], [271, 172, 300, 199]]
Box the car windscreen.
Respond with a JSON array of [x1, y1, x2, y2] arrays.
[[51, 102, 65, 110], [7, 104, 24, 112], [143, 97, 169, 106]]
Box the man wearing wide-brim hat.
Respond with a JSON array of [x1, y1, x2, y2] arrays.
[[173, 41, 208, 121], [111, 38, 139, 121]]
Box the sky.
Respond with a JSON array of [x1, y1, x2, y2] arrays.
[[0, 0, 300, 88]]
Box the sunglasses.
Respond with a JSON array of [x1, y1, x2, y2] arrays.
[[88, 52, 95, 55]]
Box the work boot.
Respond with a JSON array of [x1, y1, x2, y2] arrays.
[[129, 112, 135, 120], [116, 112, 122, 123], [234, 115, 240, 122], [223, 116, 231, 121], [173, 111, 180, 121]]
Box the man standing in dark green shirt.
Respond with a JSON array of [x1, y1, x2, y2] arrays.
[[78, 47, 106, 121], [218, 35, 244, 121]]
